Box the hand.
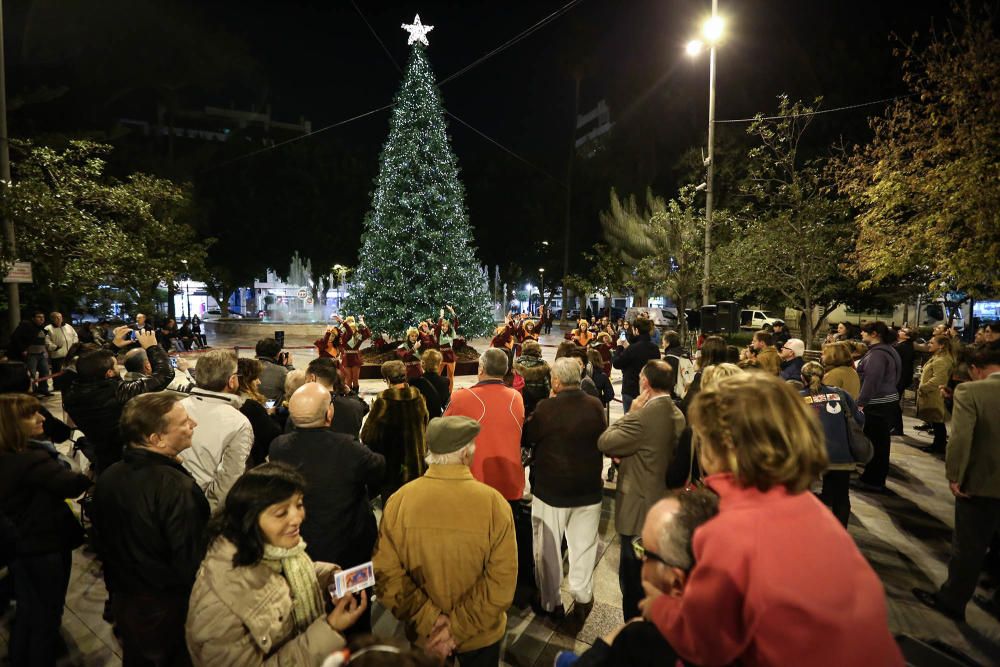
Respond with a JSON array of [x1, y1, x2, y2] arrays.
[[414, 341, 421, 350], [326, 590, 368, 632], [620, 337, 630, 349], [638, 581, 663, 620], [949, 481, 970, 498], [176, 357, 191, 372], [112, 326, 133, 348], [448, 305, 455, 313], [425, 627, 456, 660], [136, 329, 158, 350], [611, 456, 621, 465]]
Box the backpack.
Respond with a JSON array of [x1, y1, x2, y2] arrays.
[[666, 354, 697, 398]]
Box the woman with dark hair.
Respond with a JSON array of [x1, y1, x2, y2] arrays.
[[801, 362, 864, 527], [434, 306, 460, 392], [855, 321, 902, 492], [0, 393, 92, 667], [237, 357, 283, 465], [680, 335, 727, 414], [186, 463, 367, 666]]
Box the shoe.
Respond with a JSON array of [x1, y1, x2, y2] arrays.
[[914, 424, 934, 433], [972, 593, 1000, 620], [554, 650, 580, 667], [531, 595, 565, 620], [850, 479, 887, 494], [572, 599, 594, 624], [913, 588, 965, 622], [917, 445, 946, 454]]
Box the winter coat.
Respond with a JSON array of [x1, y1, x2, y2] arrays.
[[856, 343, 902, 408], [612, 335, 661, 398], [62, 344, 175, 473], [522, 389, 607, 507], [180, 388, 254, 511], [44, 323, 79, 360], [822, 366, 861, 400], [801, 385, 864, 467], [241, 397, 283, 466], [268, 428, 385, 567], [8, 319, 47, 358], [186, 539, 345, 667], [0, 442, 92, 556], [424, 371, 451, 409], [587, 364, 615, 406], [92, 447, 210, 595], [779, 356, 805, 382], [373, 464, 517, 653], [256, 356, 292, 404], [410, 376, 444, 418], [444, 380, 526, 500], [894, 339, 916, 394], [646, 473, 904, 667], [515, 354, 551, 416], [598, 395, 685, 536], [331, 394, 369, 440], [946, 373, 1000, 498], [917, 353, 954, 423], [361, 386, 429, 500]]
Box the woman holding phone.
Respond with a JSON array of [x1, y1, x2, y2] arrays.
[[186, 463, 367, 666]]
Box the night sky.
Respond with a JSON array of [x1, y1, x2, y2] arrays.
[[6, 0, 955, 266]]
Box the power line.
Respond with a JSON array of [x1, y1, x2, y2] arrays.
[[438, 0, 587, 87], [204, 103, 393, 171], [350, 0, 402, 74], [715, 94, 914, 124], [445, 110, 565, 188]]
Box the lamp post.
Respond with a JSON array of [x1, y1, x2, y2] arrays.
[[538, 268, 545, 317], [686, 1, 723, 307], [180, 259, 191, 320]]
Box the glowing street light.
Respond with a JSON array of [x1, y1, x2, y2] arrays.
[[685, 39, 703, 56], [702, 15, 724, 43]]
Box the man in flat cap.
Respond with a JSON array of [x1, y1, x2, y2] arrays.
[[373, 416, 517, 667]]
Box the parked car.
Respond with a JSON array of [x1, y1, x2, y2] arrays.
[[740, 309, 782, 330], [625, 307, 679, 328]]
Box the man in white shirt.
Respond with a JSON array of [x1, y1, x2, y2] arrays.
[[45, 311, 78, 374], [180, 350, 253, 511]]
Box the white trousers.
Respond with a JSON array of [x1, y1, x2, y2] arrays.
[[531, 497, 602, 610]]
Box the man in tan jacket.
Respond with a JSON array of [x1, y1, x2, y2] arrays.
[[598, 360, 685, 621], [374, 416, 517, 666], [914, 341, 1000, 621]]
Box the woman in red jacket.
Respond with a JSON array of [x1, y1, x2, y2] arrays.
[[640, 373, 903, 667], [340, 315, 370, 395], [314, 316, 343, 360], [395, 327, 424, 380]]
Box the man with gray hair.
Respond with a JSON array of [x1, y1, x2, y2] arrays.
[[180, 350, 253, 510], [375, 416, 517, 666], [522, 357, 607, 621], [444, 347, 525, 501]]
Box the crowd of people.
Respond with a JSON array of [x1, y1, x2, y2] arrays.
[[1, 305, 998, 666]]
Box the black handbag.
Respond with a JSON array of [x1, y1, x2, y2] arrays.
[[839, 390, 873, 464]]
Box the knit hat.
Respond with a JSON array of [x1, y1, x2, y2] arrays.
[[426, 416, 481, 454], [784, 338, 805, 357]]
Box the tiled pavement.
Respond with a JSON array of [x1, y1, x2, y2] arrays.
[[2, 329, 999, 665]]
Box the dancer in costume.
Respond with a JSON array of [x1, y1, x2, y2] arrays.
[[435, 306, 460, 392], [314, 316, 343, 360], [340, 315, 371, 395], [395, 327, 424, 380]]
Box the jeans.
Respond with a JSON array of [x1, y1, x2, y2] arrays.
[[26, 352, 51, 393], [820, 470, 851, 527], [858, 402, 899, 487], [456, 640, 501, 667], [937, 495, 1000, 614], [619, 534, 643, 621], [10, 550, 72, 667]]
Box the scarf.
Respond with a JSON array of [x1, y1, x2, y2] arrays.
[[261, 541, 324, 634]]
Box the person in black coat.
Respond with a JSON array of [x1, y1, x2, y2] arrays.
[[893, 327, 917, 433], [0, 393, 93, 667], [269, 382, 385, 631], [612, 318, 661, 413], [92, 393, 209, 666], [303, 357, 369, 439], [237, 357, 283, 465], [62, 328, 175, 474], [586, 348, 615, 407], [420, 349, 451, 410]]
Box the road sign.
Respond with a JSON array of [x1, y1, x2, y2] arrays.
[[3, 261, 32, 284], [305, 297, 314, 305], [296, 288, 309, 300]]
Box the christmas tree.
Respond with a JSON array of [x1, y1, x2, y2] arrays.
[[344, 15, 494, 338]]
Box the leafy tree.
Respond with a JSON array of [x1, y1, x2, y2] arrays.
[[597, 188, 660, 306], [834, 4, 1000, 296], [1, 140, 202, 315], [344, 43, 493, 336], [716, 97, 853, 345]]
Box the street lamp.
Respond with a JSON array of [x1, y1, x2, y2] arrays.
[[538, 268, 545, 317], [180, 259, 190, 320], [687, 2, 724, 306]]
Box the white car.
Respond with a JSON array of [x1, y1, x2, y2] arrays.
[[625, 307, 679, 329], [740, 309, 782, 330]]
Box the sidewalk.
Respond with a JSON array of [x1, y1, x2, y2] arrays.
[[2, 330, 998, 665]]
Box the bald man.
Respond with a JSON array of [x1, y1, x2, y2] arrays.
[[269, 383, 385, 615], [557, 491, 719, 667]]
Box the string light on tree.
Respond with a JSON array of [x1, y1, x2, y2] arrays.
[[402, 14, 434, 46], [345, 14, 493, 337]]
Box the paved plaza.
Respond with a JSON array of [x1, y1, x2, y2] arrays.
[[2, 328, 999, 666]]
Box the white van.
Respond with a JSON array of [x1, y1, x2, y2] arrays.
[[740, 309, 782, 330]]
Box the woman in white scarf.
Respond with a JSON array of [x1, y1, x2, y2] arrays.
[[186, 463, 367, 666]]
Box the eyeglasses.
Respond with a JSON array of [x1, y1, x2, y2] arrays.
[[631, 536, 682, 569]]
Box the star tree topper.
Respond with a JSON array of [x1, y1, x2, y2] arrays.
[[402, 14, 434, 46]]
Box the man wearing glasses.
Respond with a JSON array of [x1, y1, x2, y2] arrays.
[[555, 491, 719, 667], [180, 350, 254, 510]]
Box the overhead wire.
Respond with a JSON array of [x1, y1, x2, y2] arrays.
[[715, 94, 914, 124], [350, 0, 403, 74]]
